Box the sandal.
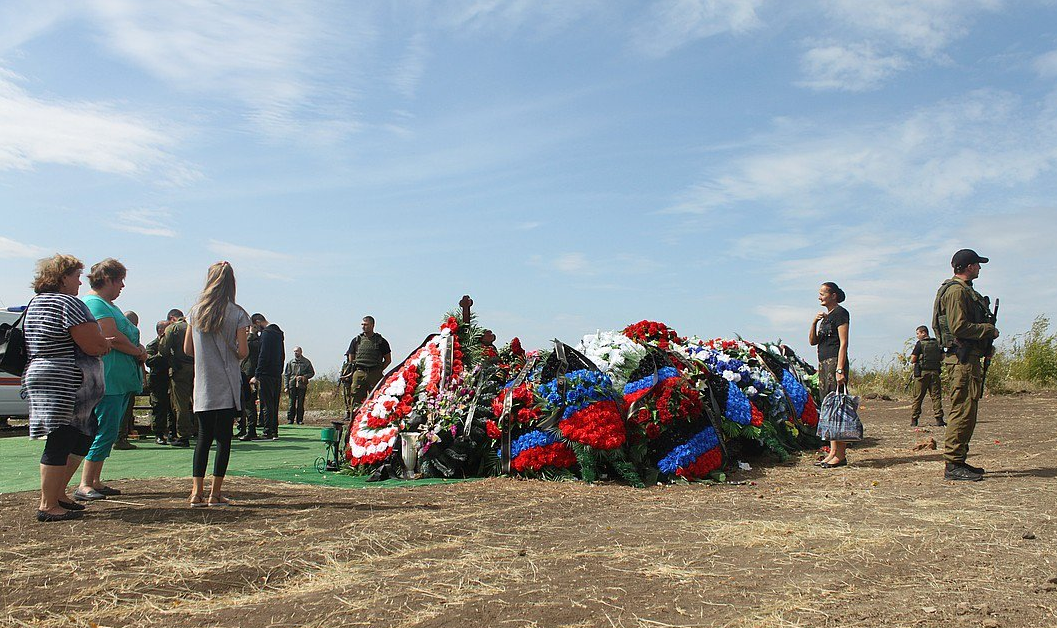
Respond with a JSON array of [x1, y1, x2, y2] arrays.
[[820, 459, 848, 469], [189, 495, 208, 508]]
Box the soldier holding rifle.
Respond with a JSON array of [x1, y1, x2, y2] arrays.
[[932, 249, 1000, 482]]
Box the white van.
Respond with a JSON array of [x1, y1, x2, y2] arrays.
[[0, 308, 29, 419]]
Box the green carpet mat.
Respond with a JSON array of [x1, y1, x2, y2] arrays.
[[0, 425, 476, 493]]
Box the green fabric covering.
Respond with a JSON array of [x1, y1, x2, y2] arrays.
[[0, 425, 477, 493]]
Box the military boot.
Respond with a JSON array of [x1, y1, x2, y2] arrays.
[[944, 462, 982, 481]]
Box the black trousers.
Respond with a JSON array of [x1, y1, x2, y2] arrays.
[[286, 387, 306, 424], [257, 375, 281, 436], [238, 373, 259, 433], [192, 408, 236, 478]]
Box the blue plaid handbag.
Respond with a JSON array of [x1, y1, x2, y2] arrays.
[[817, 384, 863, 441]]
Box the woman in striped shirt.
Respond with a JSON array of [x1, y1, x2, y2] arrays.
[[23, 254, 111, 522]]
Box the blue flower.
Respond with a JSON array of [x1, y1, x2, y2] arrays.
[[622, 366, 678, 396], [508, 430, 559, 459], [782, 369, 807, 417], [725, 381, 752, 425]]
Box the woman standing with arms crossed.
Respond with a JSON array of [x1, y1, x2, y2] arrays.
[[75, 259, 147, 501], [809, 281, 851, 468], [184, 262, 249, 507], [23, 255, 111, 520]]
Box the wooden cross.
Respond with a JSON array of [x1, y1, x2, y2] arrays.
[[460, 294, 473, 324]]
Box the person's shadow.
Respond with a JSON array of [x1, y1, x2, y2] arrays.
[[991, 467, 1057, 478], [852, 452, 945, 468]]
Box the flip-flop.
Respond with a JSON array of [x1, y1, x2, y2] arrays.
[[189, 497, 208, 508]]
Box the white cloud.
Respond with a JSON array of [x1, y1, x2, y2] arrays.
[[85, 0, 369, 142], [0, 236, 48, 259], [797, 42, 908, 92], [553, 252, 592, 274], [0, 69, 194, 182], [115, 209, 177, 238], [389, 33, 430, 99], [667, 90, 1057, 213], [800, 0, 1002, 90], [207, 240, 293, 262], [631, 0, 763, 58], [1034, 49, 1057, 79]]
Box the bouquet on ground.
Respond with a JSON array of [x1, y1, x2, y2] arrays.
[[577, 330, 648, 390]]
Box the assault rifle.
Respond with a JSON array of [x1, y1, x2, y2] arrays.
[[979, 298, 999, 399]]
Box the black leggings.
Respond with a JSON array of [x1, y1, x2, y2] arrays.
[[41, 425, 92, 466], [192, 408, 237, 478]]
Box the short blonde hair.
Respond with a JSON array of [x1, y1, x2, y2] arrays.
[[87, 258, 127, 290], [32, 254, 84, 294]]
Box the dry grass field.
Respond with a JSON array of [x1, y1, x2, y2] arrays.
[[2, 394, 1056, 628]]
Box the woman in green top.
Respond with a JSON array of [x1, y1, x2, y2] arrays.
[[74, 259, 148, 501]]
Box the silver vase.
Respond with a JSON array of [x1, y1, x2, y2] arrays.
[[399, 431, 421, 478]]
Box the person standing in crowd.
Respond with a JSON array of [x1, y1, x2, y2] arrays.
[[345, 315, 392, 411], [808, 281, 851, 469], [161, 308, 194, 447], [933, 249, 999, 482], [23, 254, 110, 521], [250, 313, 284, 440], [284, 347, 315, 425], [184, 262, 250, 507], [114, 309, 143, 450], [910, 325, 946, 427], [145, 319, 175, 444], [75, 259, 147, 501], [237, 324, 261, 441]]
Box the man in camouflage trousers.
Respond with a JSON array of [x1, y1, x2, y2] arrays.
[[909, 325, 945, 427], [932, 249, 999, 482]]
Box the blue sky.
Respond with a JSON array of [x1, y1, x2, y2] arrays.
[[2, 0, 1056, 375]]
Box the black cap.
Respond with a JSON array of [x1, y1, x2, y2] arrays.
[[951, 249, 988, 268]]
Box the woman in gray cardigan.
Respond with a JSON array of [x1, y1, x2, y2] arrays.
[[183, 262, 250, 506]]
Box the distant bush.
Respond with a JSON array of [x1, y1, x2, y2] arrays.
[[855, 314, 1057, 396], [303, 373, 348, 414]]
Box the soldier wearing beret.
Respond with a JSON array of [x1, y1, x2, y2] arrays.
[[932, 249, 999, 481]]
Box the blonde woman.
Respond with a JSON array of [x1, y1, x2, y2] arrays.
[[23, 255, 110, 521], [184, 262, 250, 506]]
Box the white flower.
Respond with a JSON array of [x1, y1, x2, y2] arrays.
[[722, 371, 737, 381], [745, 386, 758, 396]]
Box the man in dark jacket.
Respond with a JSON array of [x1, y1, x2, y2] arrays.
[[250, 313, 285, 440], [284, 346, 315, 425], [909, 325, 945, 427], [237, 326, 261, 440]]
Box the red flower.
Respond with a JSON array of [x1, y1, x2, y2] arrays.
[[645, 423, 660, 439], [750, 403, 764, 427], [512, 442, 577, 472], [801, 394, 819, 427], [559, 400, 626, 450], [486, 420, 502, 440]]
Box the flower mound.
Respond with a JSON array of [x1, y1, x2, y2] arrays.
[[657, 426, 722, 479]]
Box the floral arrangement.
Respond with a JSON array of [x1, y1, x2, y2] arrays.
[[508, 430, 578, 473], [622, 320, 683, 350], [656, 425, 723, 480], [537, 369, 626, 450], [346, 319, 466, 467], [781, 369, 819, 427], [577, 330, 648, 389], [490, 382, 541, 426]]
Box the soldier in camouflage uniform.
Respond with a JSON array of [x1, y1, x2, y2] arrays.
[[146, 319, 175, 444], [932, 249, 999, 481], [160, 308, 195, 447], [909, 325, 945, 427], [345, 316, 392, 412]]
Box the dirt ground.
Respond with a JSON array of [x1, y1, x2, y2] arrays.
[[2, 394, 1055, 628]]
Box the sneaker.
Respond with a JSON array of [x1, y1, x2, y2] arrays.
[[944, 463, 982, 481], [170, 438, 190, 448], [271, 435, 280, 441], [155, 437, 169, 445], [113, 439, 137, 450], [238, 432, 257, 441], [961, 461, 985, 475]]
